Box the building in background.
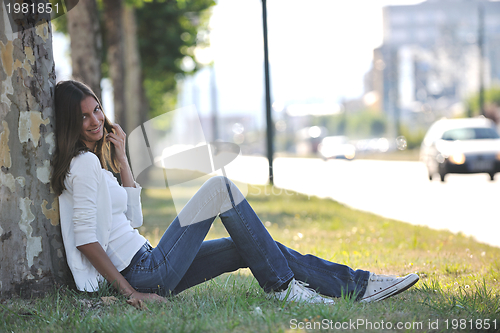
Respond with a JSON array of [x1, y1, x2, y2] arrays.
[[369, 0, 500, 135]]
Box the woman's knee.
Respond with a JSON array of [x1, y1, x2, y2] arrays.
[[204, 175, 232, 191], [204, 175, 246, 210]]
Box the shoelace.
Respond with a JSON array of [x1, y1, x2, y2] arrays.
[[369, 274, 397, 282], [294, 280, 321, 299]]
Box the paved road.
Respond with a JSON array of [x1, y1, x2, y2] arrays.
[[224, 156, 499, 248]]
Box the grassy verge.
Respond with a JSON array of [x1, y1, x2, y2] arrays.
[[354, 149, 420, 161], [276, 149, 421, 161], [2, 185, 499, 332]]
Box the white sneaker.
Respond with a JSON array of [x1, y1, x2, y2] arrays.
[[268, 278, 335, 304], [360, 273, 419, 303]]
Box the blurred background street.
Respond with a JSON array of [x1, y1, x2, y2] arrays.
[[222, 156, 500, 248]]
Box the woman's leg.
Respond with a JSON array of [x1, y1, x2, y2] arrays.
[[192, 177, 369, 297], [123, 176, 293, 295], [216, 184, 295, 292], [275, 242, 369, 299], [172, 236, 369, 300], [171, 237, 247, 295]]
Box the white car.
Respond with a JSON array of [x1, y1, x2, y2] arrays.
[[420, 117, 500, 181], [318, 136, 356, 160]]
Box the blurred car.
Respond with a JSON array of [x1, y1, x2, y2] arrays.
[[420, 117, 500, 181], [318, 136, 356, 160], [295, 126, 328, 155], [353, 137, 392, 154]]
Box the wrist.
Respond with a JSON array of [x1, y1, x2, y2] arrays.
[[122, 287, 137, 298], [117, 156, 129, 165]]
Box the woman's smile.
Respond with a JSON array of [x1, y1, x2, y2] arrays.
[[88, 123, 102, 134], [80, 96, 105, 149]]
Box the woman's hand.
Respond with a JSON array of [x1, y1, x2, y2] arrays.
[[106, 123, 136, 187], [106, 123, 127, 164], [127, 291, 167, 310]]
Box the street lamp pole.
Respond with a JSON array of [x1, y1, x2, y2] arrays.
[[262, 0, 274, 184], [478, 3, 485, 116]]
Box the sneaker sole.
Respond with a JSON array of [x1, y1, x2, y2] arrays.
[[387, 274, 419, 298], [360, 273, 419, 303]]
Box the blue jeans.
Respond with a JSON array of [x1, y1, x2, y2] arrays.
[[122, 176, 369, 299]]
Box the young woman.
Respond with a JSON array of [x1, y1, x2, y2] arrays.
[[51, 80, 419, 308]]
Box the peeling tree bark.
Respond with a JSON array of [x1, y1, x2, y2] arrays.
[[0, 3, 73, 297]]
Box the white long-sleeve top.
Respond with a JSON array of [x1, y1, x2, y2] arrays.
[[58, 152, 146, 292]]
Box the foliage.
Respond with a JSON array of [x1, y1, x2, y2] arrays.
[[400, 125, 426, 150], [49, 0, 67, 33], [315, 110, 388, 138], [467, 86, 500, 116], [136, 0, 215, 118]]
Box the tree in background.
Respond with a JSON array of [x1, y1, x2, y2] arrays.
[[53, 0, 142, 134], [54, 0, 215, 133], [0, 2, 72, 297], [123, 3, 146, 134], [103, 0, 128, 131], [65, 0, 103, 101], [467, 87, 500, 123], [136, 0, 215, 119], [322, 111, 388, 139]]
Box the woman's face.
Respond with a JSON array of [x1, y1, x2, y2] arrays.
[[80, 96, 104, 150]]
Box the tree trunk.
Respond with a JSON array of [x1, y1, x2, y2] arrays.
[[66, 0, 103, 101], [123, 4, 147, 134], [0, 3, 72, 297], [104, 0, 126, 130]]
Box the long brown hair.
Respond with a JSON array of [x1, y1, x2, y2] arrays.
[[51, 80, 120, 196]]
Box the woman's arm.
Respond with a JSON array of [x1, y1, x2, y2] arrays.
[[98, 123, 162, 307], [106, 123, 136, 188], [77, 242, 166, 307], [106, 123, 143, 227]]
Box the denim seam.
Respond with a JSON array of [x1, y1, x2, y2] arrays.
[[284, 254, 369, 298], [229, 200, 293, 292], [286, 255, 352, 281], [188, 241, 238, 260]]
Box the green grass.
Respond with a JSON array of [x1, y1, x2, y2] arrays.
[[277, 148, 421, 161], [2, 185, 500, 332], [354, 148, 420, 161]]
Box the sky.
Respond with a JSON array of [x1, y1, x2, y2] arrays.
[[179, 0, 425, 123], [210, 0, 423, 99], [53, 0, 427, 122]]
